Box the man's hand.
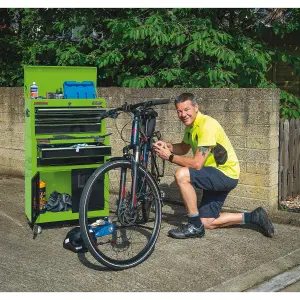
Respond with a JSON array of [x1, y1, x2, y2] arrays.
[[153, 143, 172, 161], [153, 140, 173, 152]]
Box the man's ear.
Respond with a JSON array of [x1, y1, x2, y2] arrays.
[[195, 104, 199, 112]]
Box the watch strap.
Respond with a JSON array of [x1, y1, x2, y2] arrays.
[[169, 153, 174, 162]]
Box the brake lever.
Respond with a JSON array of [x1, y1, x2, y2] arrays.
[[121, 102, 130, 112], [110, 111, 120, 119]]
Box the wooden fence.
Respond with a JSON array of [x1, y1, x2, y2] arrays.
[[279, 119, 300, 202]]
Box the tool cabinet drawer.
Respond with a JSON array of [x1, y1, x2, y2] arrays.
[[37, 143, 111, 166], [35, 107, 106, 134], [38, 143, 111, 159]]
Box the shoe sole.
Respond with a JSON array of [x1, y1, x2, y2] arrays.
[[257, 207, 275, 238], [168, 232, 205, 239]]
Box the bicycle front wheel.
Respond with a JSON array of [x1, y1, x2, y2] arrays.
[[79, 159, 162, 270]]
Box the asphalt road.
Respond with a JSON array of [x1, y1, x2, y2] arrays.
[[1, 175, 300, 292]]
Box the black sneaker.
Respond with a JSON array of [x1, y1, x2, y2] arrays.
[[251, 207, 275, 238], [168, 223, 205, 239]]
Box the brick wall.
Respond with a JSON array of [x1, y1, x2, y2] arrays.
[[0, 87, 280, 212]]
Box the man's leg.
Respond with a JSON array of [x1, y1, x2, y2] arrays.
[[168, 167, 205, 239], [174, 167, 198, 214], [200, 208, 274, 238], [201, 212, 243, 230], [168, 167, 241, 238], [198, 188, 243, 229], [199, 189, 274, 237], [173, 166, 274, 238]]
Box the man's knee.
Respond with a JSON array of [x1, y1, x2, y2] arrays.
[[200, 217, 216, 230], [174, 167, 190, 184]]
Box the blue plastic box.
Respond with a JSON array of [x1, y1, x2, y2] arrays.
[[63, 81, 96, 99]]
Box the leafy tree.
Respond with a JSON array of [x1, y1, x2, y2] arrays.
[[0, 8, 300, 118]]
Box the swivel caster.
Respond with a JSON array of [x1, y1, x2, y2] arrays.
[[33, 224, 42, 239]]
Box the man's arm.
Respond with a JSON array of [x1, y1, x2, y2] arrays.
[[153, 140, 190, 155], [170, 141, 191, 155], [154, 144, 211, 170], [171, 146, 211, 170]]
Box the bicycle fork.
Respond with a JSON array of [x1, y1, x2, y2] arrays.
[[118, 113, 141, 216]]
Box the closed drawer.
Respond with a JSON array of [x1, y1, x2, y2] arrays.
[[35, 107, 106, 134]]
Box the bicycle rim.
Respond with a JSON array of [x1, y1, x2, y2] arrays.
[[79, 159, 162, 270]]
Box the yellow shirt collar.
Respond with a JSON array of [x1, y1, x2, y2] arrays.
[[188, 111, 202, 128]]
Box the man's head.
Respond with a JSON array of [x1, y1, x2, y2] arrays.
[[175, 93, 199, 126]]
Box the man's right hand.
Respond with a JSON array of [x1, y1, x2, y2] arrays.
[[153, 140, 173, 152]]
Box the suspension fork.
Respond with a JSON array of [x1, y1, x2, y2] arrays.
[[130, 112, 141, 210], [117, 144, 140, 214], [118, 165, 127, 216]]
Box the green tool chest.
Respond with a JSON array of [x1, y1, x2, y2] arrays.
[[24, 66, 111, 226]]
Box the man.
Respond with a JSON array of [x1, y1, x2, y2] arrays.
[[153, 92, 275, 239]]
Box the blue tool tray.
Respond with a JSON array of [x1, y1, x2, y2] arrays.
[[63, 81, 96, 99]]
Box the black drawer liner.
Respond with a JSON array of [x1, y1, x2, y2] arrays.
[[35, 107, 105, 116], [35, 123, 101, 134], [37, 156, 106, 167]]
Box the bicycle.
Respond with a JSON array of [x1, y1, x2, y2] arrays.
[[79, 98, 170, 270]]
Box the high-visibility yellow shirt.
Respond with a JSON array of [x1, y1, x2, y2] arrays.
[[183, 111, 240, 179]]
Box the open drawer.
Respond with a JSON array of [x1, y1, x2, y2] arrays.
[[37, 142, 111, 166]]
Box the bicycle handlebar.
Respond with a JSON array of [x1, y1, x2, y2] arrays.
[[130, 98, 170, 111], [100, 98, 171, 120]]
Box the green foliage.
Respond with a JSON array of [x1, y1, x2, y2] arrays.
[[280, 90, 300, 119], [1, 8, 300, 118]]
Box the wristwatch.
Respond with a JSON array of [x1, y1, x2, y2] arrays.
[[168, 153, 175, 162]]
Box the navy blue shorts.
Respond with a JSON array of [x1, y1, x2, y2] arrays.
[[189, 167, 238, 219]]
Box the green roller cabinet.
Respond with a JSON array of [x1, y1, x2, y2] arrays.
[[24, 66, 111, 227]]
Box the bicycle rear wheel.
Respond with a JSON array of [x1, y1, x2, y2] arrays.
[[79, 159, 162, 270]]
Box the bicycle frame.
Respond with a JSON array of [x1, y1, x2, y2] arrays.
[[118, 109, 162, 213]]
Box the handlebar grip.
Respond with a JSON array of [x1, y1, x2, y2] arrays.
[[130, 98, 171, 110], [99, 108, 117, 120], [150, 99, 171, 106]]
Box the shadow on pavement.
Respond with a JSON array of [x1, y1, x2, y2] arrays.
[[77, 253, 112, 272]]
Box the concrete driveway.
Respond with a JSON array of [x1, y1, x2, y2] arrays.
[[0, 176, 300, 292]]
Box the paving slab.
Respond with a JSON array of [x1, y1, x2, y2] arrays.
[[0, 176, 300, 292], [247, 265, 300, 292], [280, 279, 300, 292]]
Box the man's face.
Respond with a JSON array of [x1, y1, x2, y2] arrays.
[[175, 100, 199, 126]]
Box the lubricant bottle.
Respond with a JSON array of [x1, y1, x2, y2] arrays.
[[39, 180, 46, 213], [58, 88, 64, 99], [30, 82, 38, 99]]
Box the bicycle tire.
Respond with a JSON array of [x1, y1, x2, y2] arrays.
[[79, 159, 162, 270]]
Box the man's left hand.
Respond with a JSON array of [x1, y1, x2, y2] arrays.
[[154, 143, 172, 160]]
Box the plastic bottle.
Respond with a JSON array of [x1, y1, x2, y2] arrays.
[[30, 82, 38, 99], [39, 181, 46, 212], [58, 88, 64, 99]]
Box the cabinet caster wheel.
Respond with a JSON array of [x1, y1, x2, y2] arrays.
[[33, 225, 42, 239]]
